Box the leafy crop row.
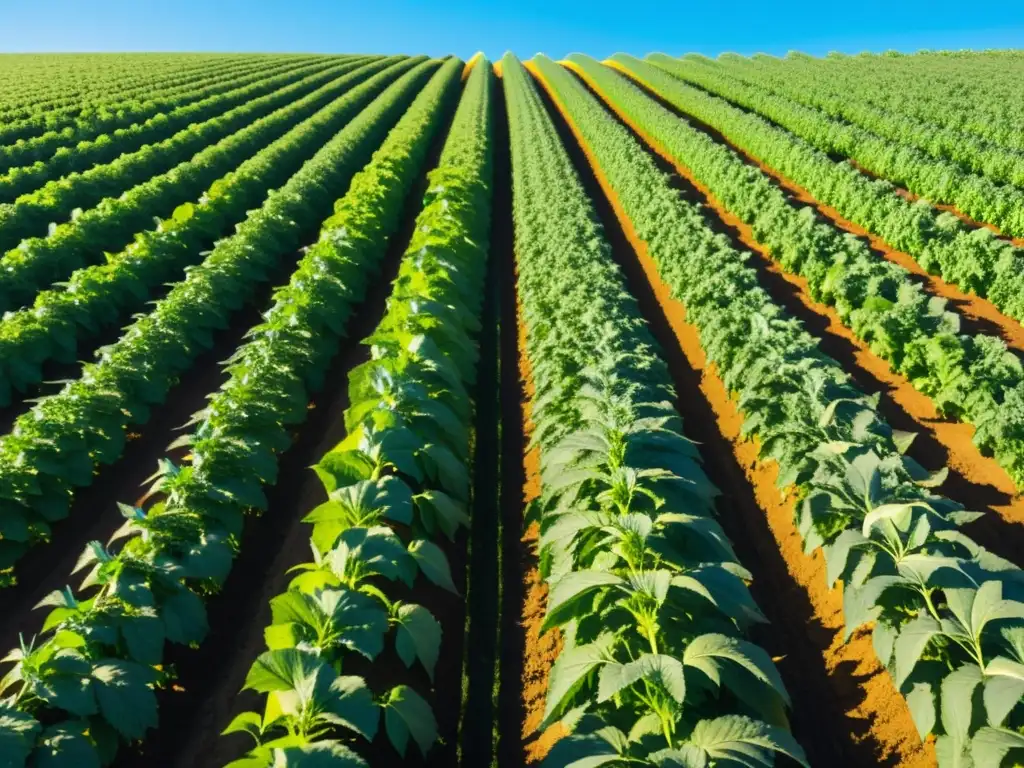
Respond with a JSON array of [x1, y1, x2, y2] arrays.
[[648, 55, 1024, 240], [711, 54, 1024, 190], [0, 58, 445, 768], [0, 58, 379, 256], [0, 56, 390, 314], [540, 55, 1024, 767], [628, 55, 1024, 333], [753, 52, 1024, 156], [506, 55, 807, 768], [0, 56, 293, 146], [0, 58, 433, 581], [226, 57, 492, 768], [0, 57, 358, 201], [0, 58, 403, 408], [569, 56, 1024, 492], [0, 55, 259, 121]]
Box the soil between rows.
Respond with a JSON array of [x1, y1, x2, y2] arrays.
[[488, 68, 565, 768], [457, 72, 510, 768], [598, 62, 1024, 565], [116, 80, 471, 768], [530, 62, 936, 766]]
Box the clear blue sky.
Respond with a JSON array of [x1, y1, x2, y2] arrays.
[[0, 0, 1021, 60]]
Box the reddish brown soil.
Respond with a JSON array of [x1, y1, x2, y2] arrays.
[[489, 63, 564, 766], [590, 61, 1024, 561], [516, 295, 565, 764], [548, 60, 936, 767]]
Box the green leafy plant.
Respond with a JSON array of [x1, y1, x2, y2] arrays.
[[0, 60, 449, 767], [226, 58, 492, 766], [537, 53, 1024, 766], [0, 57, 428, 582], [504, 55, 807, 768]]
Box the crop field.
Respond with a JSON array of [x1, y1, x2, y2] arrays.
[[0, 49, 1023, 768]]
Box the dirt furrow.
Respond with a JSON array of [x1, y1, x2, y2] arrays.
[[457, 71, 509, 768]]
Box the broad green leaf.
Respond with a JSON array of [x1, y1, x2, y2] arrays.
[[269, 589, 387, 659], [983, 657, 1024, 727], [328, 526, 411, 585], [265, 622, 301, 650], [843, 576, 909, 640], [970, 726, 1024, 768], [542, 633, 616, 725], [687, 715, 809, 768], [322, 675, 378, 742], [271, 740, 369, 766], [873, 621, 897, 668], [539, 731, 624, 767], [243, 649, 329, 697], [940, 664, 983, 747], [0, 706, 40, 767], [92, 660, 158, 740], [419, 443, 470, 500], [627, 568, 671, 605], [38, 667, 96, 718], [905, 681, 937, 740], [394, 603, 442, 679], [648, 745, 708, 767], [822, 528, 867, 587], [34, 722, 101, 768], [970, 581, 1024, 638], [221, 711, 263, 739], [861, 502, 930, 537], [893, 614, 942, 687], [543, 571, 624, 632], [161, 586, 209, 645], [383, 685, 437, 757], [671, 567, 766, 626], [408, 539, 458, 593], [684, 633, 790, 706], [120, 612, 165, 665], [415, 490, 469, 539], [597, 654, 685, 703], [314, 450, 374, 493]]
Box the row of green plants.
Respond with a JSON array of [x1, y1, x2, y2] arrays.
[[575, 56, 1024, 491], [0, 58, 407, 407], [225, 57, 493, 768], [0, 55, 285, 145], [0, 58, 453, 768], [507, 54, 808, 768], [0, 54, 263, 121], [542, 54, 1024, 767], [761, 52, 1024, 156], [0, 56, 390, 312], [0, 57, 376, 255], [645, 54, 1024, 242], [0, 56, 354, 199], [611, 57, 1024, 366], [711, 54, 1024, 191], [0, 59, 435, 581]]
